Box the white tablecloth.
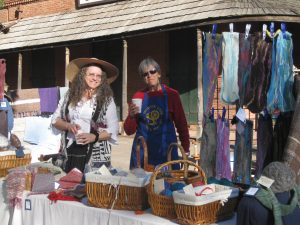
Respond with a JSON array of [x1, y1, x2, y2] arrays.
[[1, 178, 236, 225], [21, 194, 176, 225]]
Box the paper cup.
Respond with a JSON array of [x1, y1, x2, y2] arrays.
[[132, 98, 142, 113], [75, 130, 83, 145]]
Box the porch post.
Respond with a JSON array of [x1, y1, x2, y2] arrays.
[[196, 28, 203, 139], [65, 47, 70, 87], [17, 53, 22, 89], [122, 39, 128, 122]]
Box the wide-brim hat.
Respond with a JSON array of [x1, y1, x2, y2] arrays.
[[66, 58, 119, 84]]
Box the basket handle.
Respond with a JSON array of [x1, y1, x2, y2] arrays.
[[149, 159, 206, 193], [135, 136, 149, 169], [167, 143, 187, 161], [167, 143, 188, 175]]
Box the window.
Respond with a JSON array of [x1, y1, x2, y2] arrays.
[[77, 0, 119, 8]]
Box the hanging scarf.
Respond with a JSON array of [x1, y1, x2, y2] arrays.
[[203, 33, 222, 115], [215, 115, 231, 180]]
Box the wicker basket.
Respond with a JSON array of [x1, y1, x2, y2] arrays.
[[147, 158, 206, 220], [0, 150, 32, 177], [86, 136, 151, 210], [173, 184, 239, 225]]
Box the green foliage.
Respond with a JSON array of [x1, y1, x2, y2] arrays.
[[0, 0, 4, 9]]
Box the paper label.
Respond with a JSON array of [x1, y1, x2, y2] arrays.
[[183, 184, 195, 196], [257, 175, 274, 188], [54, 182, 60, 189], [154, 178, 165, 194], [97, 165, 111, 176], [25, 199, 31, 210], [236, 108, 246, 123], [0, 101, 7, 108], [245, 187, 259, 196]]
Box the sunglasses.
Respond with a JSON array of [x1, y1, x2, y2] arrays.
[[142, 69, 157, 77]]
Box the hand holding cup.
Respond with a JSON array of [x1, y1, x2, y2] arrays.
[[130, 98, 142, 117]]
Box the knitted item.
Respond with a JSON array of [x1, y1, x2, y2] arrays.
[[255, 187, 300, 225], [262, 161, 296, 193], [58, 168, 83, 189], [48, 191, 80, 203], [6, 168, 31, 208]]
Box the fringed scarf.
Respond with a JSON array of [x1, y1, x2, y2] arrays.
[[6, 168, 31, 208]]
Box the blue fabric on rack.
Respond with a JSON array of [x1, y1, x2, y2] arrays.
[[267, 31, 295, 114], [220, 32, 240, 104]]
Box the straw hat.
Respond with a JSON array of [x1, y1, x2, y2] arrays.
[[66, 58, 119, 83]]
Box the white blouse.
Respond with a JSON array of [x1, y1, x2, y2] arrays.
[[51, 95, 119, 146]]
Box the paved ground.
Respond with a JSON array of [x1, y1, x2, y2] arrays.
[[13, 117, 198, 170]]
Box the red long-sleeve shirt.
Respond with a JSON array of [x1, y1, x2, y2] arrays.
[[124, 84, 190, 153]]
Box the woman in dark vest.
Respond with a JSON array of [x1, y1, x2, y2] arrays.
[[124, 57, 190, 170], [51, 58, 119, 173]]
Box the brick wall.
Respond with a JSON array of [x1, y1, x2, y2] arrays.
[[0, 0, 75, 22]]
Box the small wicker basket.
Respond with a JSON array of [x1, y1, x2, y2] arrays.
[[86, 136, 151, 210], [0, 150, 32, 177], [147, 157, 206, 220], [173, 184, 239, 225]]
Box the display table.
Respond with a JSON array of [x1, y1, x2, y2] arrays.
[[20, 194, 175, 225], [1, 178, 236, 225]]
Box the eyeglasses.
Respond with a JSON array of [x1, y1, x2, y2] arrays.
[[142, 69, 157, 77], [87, 73, 101, 79]]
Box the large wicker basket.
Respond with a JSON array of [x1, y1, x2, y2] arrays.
[[0, 150, 32, 177], [173, 184, 239, 225], [147, 158, 206, 220], [85, 136, 151, 210]]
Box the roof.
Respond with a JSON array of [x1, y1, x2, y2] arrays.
[[1, 0, 300, 52]]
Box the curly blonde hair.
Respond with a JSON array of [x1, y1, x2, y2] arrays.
[[68, 65, 113, 108]]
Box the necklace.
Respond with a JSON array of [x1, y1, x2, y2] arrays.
[[87, 89, 95, 99]]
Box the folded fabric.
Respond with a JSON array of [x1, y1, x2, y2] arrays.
[[15, 147, 25, 158], [58, 168, 83, 189], [64, 184, 86, 199], [32, 173, 55, 193]]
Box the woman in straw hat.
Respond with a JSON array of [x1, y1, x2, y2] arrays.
[[51, 58, 119, 173]]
